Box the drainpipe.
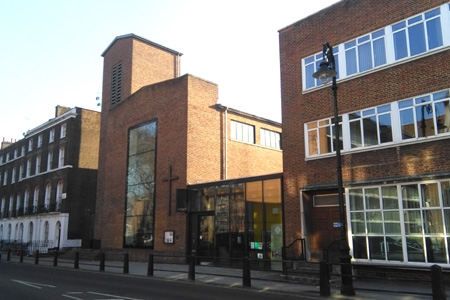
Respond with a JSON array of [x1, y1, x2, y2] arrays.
[[224, 106, 228, 180]]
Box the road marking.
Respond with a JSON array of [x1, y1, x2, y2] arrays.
[[88, 291, 143, 300], [11, 279, 56, 289]]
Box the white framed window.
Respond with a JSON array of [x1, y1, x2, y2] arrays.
[[13, 149, 18, 159], [348, 180, 450, 265], [3, 170, 8, 186], [47, 152, 53, 171], [60, 123, 67, 139], [37, 134, 43, 148], [49, 129, 55, 143], [305, 88, 450, 158], [19, 164, 23, 181], [58, 147, 65, 168], [8, 195, 13, 217], [230, 120, 255, 144], [0, 197, 5, 218], [56, 181, 63, 211], [35, 155, 41, 175], [302, 4, 449, 91], [345, 29, 386, 76], [21, 146, 25, 157], [28, 139, 33, 151], [16, 194, 21, 216], [392, 7, 443, 61], [11, 168, 16, 184], [313, 194, 339, 207], [26, 159, 31, 177], [260, 128, 281, 149]]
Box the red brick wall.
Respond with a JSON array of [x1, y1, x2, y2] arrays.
[[279, 0, 450, 246]]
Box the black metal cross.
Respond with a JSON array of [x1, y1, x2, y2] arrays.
[[163, 165, 179, 216]]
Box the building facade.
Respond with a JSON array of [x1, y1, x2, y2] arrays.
[[280, 0, 450, 269], [0, 106, 100, 252], [94, 34, 283, 262]]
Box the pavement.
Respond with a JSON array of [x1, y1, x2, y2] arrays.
[[2, 254, 447, 299]]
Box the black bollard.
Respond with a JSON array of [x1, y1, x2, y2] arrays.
[[147, 253, 154, 277], [320, 261, 331, 296], [19, 249, 24, 263], [53, 250, 58, 267], [74, 251, 79, 269], [123, 252, 129, 274], [99, 252, 105, 271], [188, 255, 195, 281], [431, 264, 446, 300], [7, 249, 10, 261], [35, 250, 39, 265], [242, 256, 251, 287]]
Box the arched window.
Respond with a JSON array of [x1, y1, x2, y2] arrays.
[[44, 183, 51, 212], [56, 181, 63, 212], [33, 186, 39, 213], [7, 224, 11, 241], [15, 224, 19, 240]]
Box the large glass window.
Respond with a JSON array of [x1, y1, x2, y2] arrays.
[[124, 120, 157, 248], [304, 47, 340, 90], [349, 180, 450, 264]]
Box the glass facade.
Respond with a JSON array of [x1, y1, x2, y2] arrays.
[[124, 120, 157, 248], [189, 176, 283, 268]]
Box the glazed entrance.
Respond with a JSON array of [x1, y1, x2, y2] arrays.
[[187, 176, 283, 269]]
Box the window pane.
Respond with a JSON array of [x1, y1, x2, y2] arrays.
[[349, 189, 364, 211], [358, 42, 373, 72], [402, 184, 420, 209], [434, 100, 450, 134], [345, 48, 357, 75], [308, 130, 318, 156], [382, 186, 398, 209], [350, 120, 362, 148], [319, 126, 332, 154], [384, 211, 401, 234], [427, 18, 443, 50], [368, 236, 385, 260], [363, 116, 378, 146], [366, 211, 383, 234], [124, 215, 153, 247], [404, 210, 422, 234], [351, 212, 365, 234], [305, 64, 315, 89], [400, 109, 416, 139], [353, 236, 368, 259], [442, 181, 450, 207], [365, 188, 380, 209], [423, 209, 443, 234], [426, 237, 446, 263], [386, 236, 403, 261], [393, 31, 408, 60], [373, 38, 386, 67], [406, 237, 425, 262], [415, 104, 434, 137], [421, 183, 439, 207], [409, 23, 426, 56], [378, 114, 393, 143]]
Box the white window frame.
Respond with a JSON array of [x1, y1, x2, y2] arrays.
[[230, 120, 255, 144]]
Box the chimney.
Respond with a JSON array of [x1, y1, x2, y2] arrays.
[[55, 105, 72, 117]]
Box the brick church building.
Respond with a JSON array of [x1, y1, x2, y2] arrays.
[[94, 34, 283, 263]]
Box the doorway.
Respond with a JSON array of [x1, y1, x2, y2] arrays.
[[189, 213, 215, 262]]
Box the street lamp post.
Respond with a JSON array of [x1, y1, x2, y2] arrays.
[[313, 42, 355, 296]]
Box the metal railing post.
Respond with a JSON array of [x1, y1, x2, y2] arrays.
[[431, 264, 446, 300], [242, 256, 251, 287], [99, 252, 105, 271], [74, 251, 79, 269], [147, 254, 154, 276], [53, 250, 58, 267], [123, 252, 129, 274], [35, 250, 39, 265], [188, 255, 195, 280], [320, 261, 331, 296]]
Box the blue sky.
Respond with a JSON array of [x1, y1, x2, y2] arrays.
[[0, 0, 339, 141]]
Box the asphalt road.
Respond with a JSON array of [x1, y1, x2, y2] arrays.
[[0, 262, 304, 300]]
